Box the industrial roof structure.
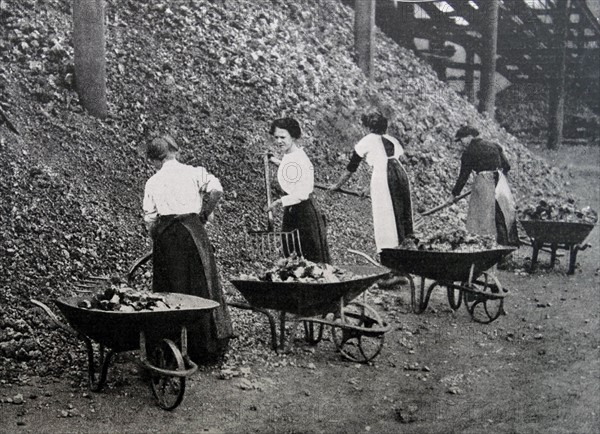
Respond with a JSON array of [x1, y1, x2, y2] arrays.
[[348, 0, 600, 110]]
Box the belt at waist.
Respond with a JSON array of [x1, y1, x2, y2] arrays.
[[157, 213, 199, 223], [474, 170, 502, 176]]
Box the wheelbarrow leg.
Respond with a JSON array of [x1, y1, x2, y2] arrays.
[[549, 244, 558, 269], [568, 244, 579, 275], [279, 311, 286, 351], [530, 240, 540, 272], [83, 337, 114, 392], [228, 301, 278, 350]]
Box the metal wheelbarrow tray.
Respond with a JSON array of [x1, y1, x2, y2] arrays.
[[379, 247, 516, 324], [34, 293, 218, 410], [520, 220, 595, 274], [229, 269, 390, 363]]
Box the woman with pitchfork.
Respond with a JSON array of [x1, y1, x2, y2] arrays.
[[265, 117, 331, 264]]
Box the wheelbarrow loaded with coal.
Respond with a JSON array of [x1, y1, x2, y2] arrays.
[[230, 259, 391, 363], [519, 199, 597, 274], [32, 286, 218, 411]]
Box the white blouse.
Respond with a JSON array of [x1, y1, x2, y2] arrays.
[[143, 159, 223, 224], [277, 148, 314, 207], [354, 133, 403, 170]]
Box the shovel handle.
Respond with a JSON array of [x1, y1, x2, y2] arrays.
[[414, 190, 471, 229], [266, 157, 365, 198], [314, 183, 365, 198]]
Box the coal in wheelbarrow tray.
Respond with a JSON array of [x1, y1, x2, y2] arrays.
[[379, 247, 516, 283], [379, 247, 515, 324], [55, 293, 219, 352], [229, 272, 386, 318]]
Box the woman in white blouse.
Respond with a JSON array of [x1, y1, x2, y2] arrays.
[[331, 112, 413, 253], [265, 118, 331, 263], [143, 134, 233, 363]]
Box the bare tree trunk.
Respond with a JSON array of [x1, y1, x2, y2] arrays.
[[73, 0, 107, 118], [465, 49, 476, 103], [547, 0, 571, 150], [354, 0, 375, 78], [478, 0, 499, 117]]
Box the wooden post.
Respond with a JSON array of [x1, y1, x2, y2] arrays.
[[478, 0, 499, 117], [396, 2, 415, 51], [355, 0, 375, 78], [465, 49, 476, 103], [73, 0, 107, 118], [547, 0, 571, 149], [429, 39, 447, 81]]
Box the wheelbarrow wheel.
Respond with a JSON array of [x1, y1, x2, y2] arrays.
[[462, 277, 505, 324], [331, 302, 385, 363], [303, 320, 324, 345], [149, 339, 186, 410]]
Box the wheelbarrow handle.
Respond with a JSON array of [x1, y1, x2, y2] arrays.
[[347, 249, 383, 268], [30, 299, 77, 335], [127, 250, 153, 283]]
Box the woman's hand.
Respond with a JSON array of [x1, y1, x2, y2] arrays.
[[445, 194, 457, 205], [264, 199, 282, 212]]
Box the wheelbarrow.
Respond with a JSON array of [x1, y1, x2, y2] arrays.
[[31, 293, 219, 410], [520, 220, 595, 275], [379, 247, 516, 324], [229, 267, 391, 363]]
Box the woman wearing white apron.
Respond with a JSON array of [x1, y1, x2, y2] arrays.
[[331, 112, 414, 253], [447, 126, 519, 246]]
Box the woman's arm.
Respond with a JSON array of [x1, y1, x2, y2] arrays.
[[330, 170, 353, 191], [330, 150, 362, 191]]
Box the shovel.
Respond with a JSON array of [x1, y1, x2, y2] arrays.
[[413, 190, 471, 230]]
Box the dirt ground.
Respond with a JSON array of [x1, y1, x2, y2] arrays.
[[1, 144, 599, 434]]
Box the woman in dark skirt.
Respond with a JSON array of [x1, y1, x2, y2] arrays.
[[265, 118, 331, 264], [143, 135, 234, 363]]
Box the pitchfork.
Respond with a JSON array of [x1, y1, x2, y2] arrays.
[[245, 153, 304, 260]]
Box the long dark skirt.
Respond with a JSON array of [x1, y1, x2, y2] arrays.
[[152, 214, 233, 364], [282, 197, 331, 264], [387, 159, 413, 244]]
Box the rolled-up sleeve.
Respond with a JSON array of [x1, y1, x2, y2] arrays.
[[196, 168, 223, 194], [142, 179, 158, 224]]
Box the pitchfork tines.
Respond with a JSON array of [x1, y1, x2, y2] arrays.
[[245, 228, 303, 261]]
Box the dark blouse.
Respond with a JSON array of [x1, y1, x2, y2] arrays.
[[451, 138, 511, 197]]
